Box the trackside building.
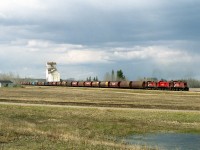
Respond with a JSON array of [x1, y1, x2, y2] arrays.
[[0, 80, 13, 87]]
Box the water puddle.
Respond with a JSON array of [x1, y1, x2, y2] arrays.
[[125, 133, 200, 150]]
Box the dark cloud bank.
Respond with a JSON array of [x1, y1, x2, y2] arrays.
[[0, 0, 200, 80]]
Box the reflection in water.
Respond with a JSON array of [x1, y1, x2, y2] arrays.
[[125, 133, 200, 150]]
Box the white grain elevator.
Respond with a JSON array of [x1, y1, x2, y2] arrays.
[[46, 62, 60, 82]]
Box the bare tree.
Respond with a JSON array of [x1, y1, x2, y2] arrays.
[[104, 72, 111, 81], [0, 72, 21, 84], [111, 70, 115, 81]]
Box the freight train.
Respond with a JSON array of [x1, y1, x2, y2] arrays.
[[21, 80, 189, 91]]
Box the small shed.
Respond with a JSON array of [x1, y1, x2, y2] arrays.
[[0, 80, 14, 87]]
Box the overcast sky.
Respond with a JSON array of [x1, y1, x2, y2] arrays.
[[0, 0, 200, 80]]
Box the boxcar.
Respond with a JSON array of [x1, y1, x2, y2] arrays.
[[52, 82, 57, 86], [119, 81, 131, 88], [92, 81, 100, 87], [56, 82, 61, 86], [71, 81, 78, 87], [131, 81, 145, 89], [78, 81, 84, 87], [66, 81, 72, 87], [44, 82, 49, 86], [100, 81, 109, 88], [61, 81, 67, 86], [38, 82, 45, 86], [109, 81, 120, 88], [84, 81, 92, 87]]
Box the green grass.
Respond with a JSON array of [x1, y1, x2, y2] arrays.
[[0, 104, 200, 149], [0, 86, 200, 149], [0, 86, 200, 110]]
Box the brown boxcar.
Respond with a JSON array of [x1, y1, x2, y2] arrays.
[[52, 82, 57, 86], [92, 81, 100, 87], [48, 82, 53, 86], [71, 81, 78, 87], [78, 81, 84, 87], [84, 81, 92, 87], [56, 82, 61, 86], [100, 81, 110, 88], [109, 81, 120, 88], [44, 82, 49, 86], [61, 81, 67, 86], [66, 81, 72, 87], [131, 81, 145, 89], [38, 82, 44, 86], [119, 81, 131, 88]]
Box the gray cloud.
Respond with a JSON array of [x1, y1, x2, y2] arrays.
[[1, 0, 200, 44], [0, 0, 200, 80]]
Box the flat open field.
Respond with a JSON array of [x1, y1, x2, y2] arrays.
[[1, 86, 200, 110], [0, 86, 200, 149]]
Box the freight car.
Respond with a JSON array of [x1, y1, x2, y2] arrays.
[[21, 80, 189, 91], [119, 81, 131, 88], [131, 81, 145, 89], [109, 81, 120, 88], [84, 81, 92, 87], [92, 81, 100, 87]]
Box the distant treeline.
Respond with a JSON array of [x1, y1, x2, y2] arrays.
[[104, 69, 126, 81], [184, 78, 200, 88], [0, 72, 20, 84], [0, 72, 45, 85]]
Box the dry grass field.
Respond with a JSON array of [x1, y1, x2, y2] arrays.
[[1, 86, 200, 110], [0, 86, 200, 149]]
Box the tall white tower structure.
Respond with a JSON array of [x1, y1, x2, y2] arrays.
[[46, 62, 60, 82]]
